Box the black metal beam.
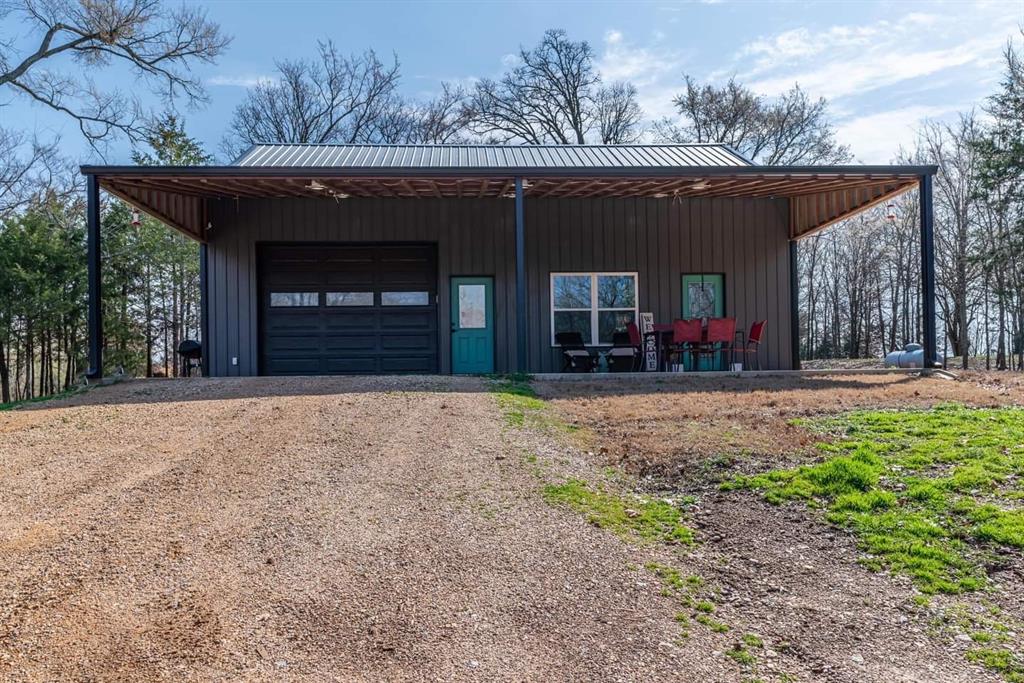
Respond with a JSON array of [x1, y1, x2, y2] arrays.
[[86, 174, 103, 380], [789, 239, 801, 370], [919, 174, 938, 367], [514, 177, 527, 373], [199, 243, 209, 377]]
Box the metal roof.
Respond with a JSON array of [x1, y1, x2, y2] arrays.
[[231, 143, 754, 169]]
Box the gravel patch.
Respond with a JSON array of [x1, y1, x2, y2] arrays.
[[1, 376, 701, 681]]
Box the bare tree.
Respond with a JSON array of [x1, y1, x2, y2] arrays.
[[467, 29, 642, 144], [0, 129, 59, 215], [654, 76, 850, 164], [222, 41, 403, 156], [0, 0, 229, 146], [595, 81, 643, 144], [918, 115, 985, 368], [369, 83, 473, 144]]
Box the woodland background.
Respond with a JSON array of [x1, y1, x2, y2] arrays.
[[1, 1, 1022, 403]]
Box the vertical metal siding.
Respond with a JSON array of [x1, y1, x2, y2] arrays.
[[205, 196, 793, 375]]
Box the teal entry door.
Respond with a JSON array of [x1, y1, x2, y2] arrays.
[[451, 277, 494, 374], [681, 274, 725, 370]]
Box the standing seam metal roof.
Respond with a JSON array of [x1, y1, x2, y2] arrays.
[[232, 143, 753, 169]]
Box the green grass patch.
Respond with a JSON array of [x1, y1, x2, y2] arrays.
[[695, 614, 730, 632], [0, 385, 83, 411], [725, 644, 757, 666], [694, 600, 715, 613], [966, 648, 1024, 682], [741, 633, 764, 648], [724, 405, 1024, 594], [543, 479, 695, 545], [489, 377, 585, 437], [489, 378, 546, 427]]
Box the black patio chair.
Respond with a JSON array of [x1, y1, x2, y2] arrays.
[[605, 330, 641, 372], [555, 331, 596, 373]]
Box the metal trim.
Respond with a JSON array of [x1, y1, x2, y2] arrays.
[[81, 164, 940, 178]]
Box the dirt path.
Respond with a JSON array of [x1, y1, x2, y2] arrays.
[[1, 376, 707, 682]]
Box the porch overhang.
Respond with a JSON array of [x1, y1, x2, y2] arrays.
[[81, 163, 936, 243]]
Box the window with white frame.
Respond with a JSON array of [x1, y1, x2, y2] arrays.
[[551, 273, 638, 346]]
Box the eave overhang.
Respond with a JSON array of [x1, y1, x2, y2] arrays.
[[81, 164, 938, 243]]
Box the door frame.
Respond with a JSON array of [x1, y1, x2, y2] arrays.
[[680, 272, 727, 370], [449, 275, 495, 375]]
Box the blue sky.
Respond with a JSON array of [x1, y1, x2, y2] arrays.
[[4, 0, 1021, 164]]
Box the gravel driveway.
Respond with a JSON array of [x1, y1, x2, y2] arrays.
[[0, 376, 700, 682]]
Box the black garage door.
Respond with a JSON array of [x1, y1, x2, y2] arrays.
[[259, 244, 438, 375]]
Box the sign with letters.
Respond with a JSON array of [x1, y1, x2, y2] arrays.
[[640, 312, 658, 372]]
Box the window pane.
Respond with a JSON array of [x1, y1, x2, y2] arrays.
[[458, 284, 487, 328], [381, 291, 429, 306], [270, 292, 318, 307], [554, 311, 591, 342], [326, 291, 373, 306], [597, 275, 636, 308], [598, 310, 636, 344], [552, 275, 591, 309], [687, 282, 717, 319]]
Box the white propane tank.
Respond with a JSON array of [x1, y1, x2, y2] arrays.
[[884, 343, 927, 368]]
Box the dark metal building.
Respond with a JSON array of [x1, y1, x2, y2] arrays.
[[81, 144, 939, 377]]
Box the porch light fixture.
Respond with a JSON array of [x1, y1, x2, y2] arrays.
[[691, 179, 710, 191], [306, 179, 349, 200], [886, 202, 897, 223]]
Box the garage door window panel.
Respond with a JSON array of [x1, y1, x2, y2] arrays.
[[381, 291, 430, 306], [326, 292, 374, 306], [270, 292, 319, 307]]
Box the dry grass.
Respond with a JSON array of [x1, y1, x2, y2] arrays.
[[536, 372, 1024, 480]]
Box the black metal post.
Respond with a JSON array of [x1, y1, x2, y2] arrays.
[[86, 174, 103, 380], [919, 174, 937, 367], [514, 177, 527, 373], [199, 243, 209, 377], [789, 239, 801, 370]]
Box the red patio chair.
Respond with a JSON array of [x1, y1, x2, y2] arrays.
[[669, 318, 703, 370], [691, 317, 736, 371], [626, 322, 644, 371], [733, 320, 767, 370]]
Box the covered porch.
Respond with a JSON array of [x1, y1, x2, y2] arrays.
[[81, 145, 938, 378]]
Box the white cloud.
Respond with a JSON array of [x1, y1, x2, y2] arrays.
[[596, 29, 687, 121], [734, 9, 1014, 101], [749, 34, 1005, 101], [836, 105, 960, 163], [207, 74, 274, 88]]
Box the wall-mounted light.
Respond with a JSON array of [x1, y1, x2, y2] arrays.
[[886, 202, 897, 223]]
